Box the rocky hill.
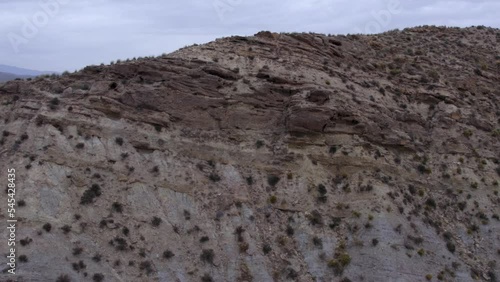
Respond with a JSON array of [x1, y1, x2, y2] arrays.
[[0, 26, 499, 282]]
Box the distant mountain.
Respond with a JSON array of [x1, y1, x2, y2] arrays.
[[0, 71, 32, 82], [0, 64, 56, 77]]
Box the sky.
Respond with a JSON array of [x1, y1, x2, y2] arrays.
[[0, 0, 498, 72]]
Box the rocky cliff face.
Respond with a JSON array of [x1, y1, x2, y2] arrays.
[[0, 26, 499, 282]]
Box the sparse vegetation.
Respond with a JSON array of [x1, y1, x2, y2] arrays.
[[200, 249, 215, 264], [163, 250, 175, 259], [209, 173, 221, 182], [267, 175, 280, 186], [80, 184, 102, 205], [151, 216, 162, 227], [43, 223, 52, 232], [112, 202, 123, 213], [115, 137, 124, 146]]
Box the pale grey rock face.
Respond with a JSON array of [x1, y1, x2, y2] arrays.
[[0, 26, 499, 282]]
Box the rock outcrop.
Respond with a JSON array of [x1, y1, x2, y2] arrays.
[[0, 26, 499, 282]]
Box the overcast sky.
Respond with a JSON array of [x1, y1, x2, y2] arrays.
[[0, 0, 498, 72]]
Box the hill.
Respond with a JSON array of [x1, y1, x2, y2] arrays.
[[0, 26, 499, 282]]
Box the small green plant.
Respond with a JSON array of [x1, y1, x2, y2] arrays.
[[328, 252, 351, 275], [463, 129, 473, 138], [269, 195, 277, 204]]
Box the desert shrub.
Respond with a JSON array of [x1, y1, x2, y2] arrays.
[[56, 275, 71, 282], [417, 164, 431, 174], [313, 236, 323, 247], [61, 225, 71, 234], [263, 243, 272, 254], [318, 184, 327, 195], [425, 198, 437, 209], [115, 137, 124, 146], [201, 274, 214, 282], [209, 173, 221, 182], [92, 254, 102, 262], [269, 195, 277, 204], [19, 255, 28, 262], [18, 200, 26, 207], [239, 242, 249, 253], [43, 223, 52, 232], [200, 249, 215, 264], [72, 247, 83, 256], [80, 184, 102, 205], [286, 225, 294, 236], [151, 216, 162, 227], [328, 253, 351, 275], [109, 82, 118, 89], [109, 237, 128, 251], [256, 140, 264, 148], [329, 146, 338, 154], [183, 210, 191, 220], [139, 261, 154, 275], [112, 202, 123, 213], [76, 143, 85, 149], [200, 236, 209, 243], [245, 176, 253, 185], [92, 274, 104, 282], [50, 97, 60, 106], [20, 237, 32, 246], [329, 217, 342, 229], [446, 242, 456, 253], [267, 175, 280, 186], [307, 210, 323, 226], [163, 250, 174, 259]]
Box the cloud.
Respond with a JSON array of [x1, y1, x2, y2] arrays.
[[0, 0, 498, 71]]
